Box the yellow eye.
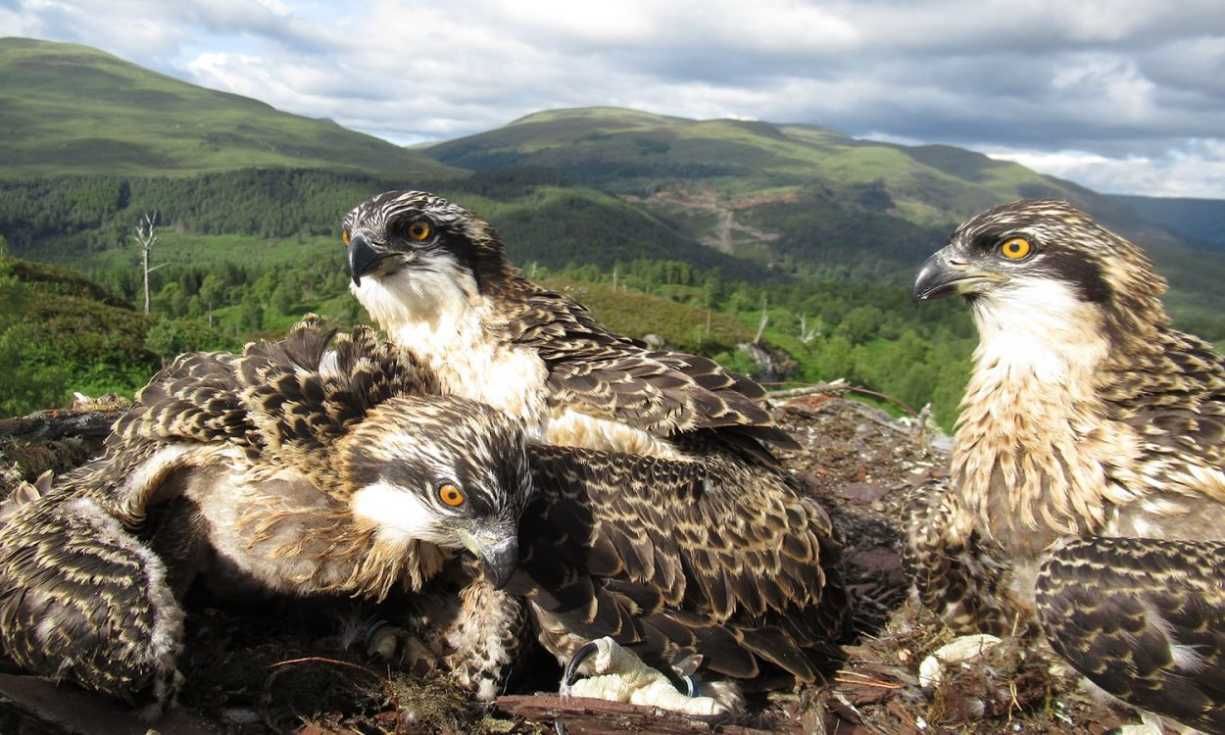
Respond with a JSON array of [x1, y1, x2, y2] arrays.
[[407, 221, 432, 241], [341, 230, 351, 246], [999, 237, 1032, 260], [438, 483, 465, 507]]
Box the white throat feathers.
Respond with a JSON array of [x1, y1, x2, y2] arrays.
[[351, 257, 549, 435], [954, 278, 1140, 554], [350, 256, 684, 459]]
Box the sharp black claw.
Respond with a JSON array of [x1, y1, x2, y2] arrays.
[[555, 640, 601, 735], [560, 640, 600, 691]]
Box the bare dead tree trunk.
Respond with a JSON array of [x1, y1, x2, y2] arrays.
[[799, 314, 819, 344], [142, 244, 150, 315], [753, 293, 768, 344], [134, 211, 162, 315]]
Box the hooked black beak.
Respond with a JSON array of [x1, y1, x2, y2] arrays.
[[476, 535, 519, 590], [347, 233, 389, 286], [913, 249, 993, 301]]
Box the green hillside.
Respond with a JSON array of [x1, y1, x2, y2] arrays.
[[426, 106, 1225, 331], [0, 37, 461, 180], [426, 106, 1173, 247], [429, 106, 1088, 221], [0, 254, 157, 415], [0, 171, 770, 282]]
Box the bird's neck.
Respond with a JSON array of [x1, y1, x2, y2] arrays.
[[356, 267, 551, 428], [356, 261, 483, 337], [323, 522, 450, 598], [224, 478, 448, 599], [953, 295, 1140, 554]]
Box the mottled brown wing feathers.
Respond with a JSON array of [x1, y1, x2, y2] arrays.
[[1105, 328, 1225, 502], [1036, 537, 1225, 733], [515, 443, 843, 685], [109, 318, 433, 471], [497, 285, 796, 452], [237, 321, 437, 463], [0, 495, 181, 701], [70, 317, 438, 521], [113, 350, 251, 449]]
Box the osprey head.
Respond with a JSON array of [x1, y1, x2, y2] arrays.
[[342, 395, 532, 589], [341, 190, 509, 330], [913, 199, 1166, 336]]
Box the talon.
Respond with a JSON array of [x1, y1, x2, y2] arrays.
[[556, 640, 601, 735], [363, 621, 436, 675], [560, 640, 601, 695]]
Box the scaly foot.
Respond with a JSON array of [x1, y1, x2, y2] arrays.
[[559, 637, 727, 717]]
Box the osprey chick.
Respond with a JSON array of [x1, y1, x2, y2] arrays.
[[910, 200, 1225, 734], [340, 190, 846, 709], [341, 189, 796, 462], [0, 320, 532, 712]]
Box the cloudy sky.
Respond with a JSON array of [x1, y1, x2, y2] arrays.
[[4, 0, 1224, 198]]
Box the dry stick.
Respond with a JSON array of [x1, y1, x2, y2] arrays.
[[845, 386, 919, 418], [0, 409, 122, 441], [763, 380, 848, 399], [267, 656, 381, 679], [496, 695, 785, 735], [765, 380, 920, 418], [834, 672, 905, 690]]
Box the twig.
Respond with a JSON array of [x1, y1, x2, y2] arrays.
[[496, 695, 787, 735], [834, 672, 904, 690], [766, 380, 919, 418], [0, 409, 121, 441], [267, 656, 380, 679], [844, 386, 918, 418], [765, 380, 848, 399]]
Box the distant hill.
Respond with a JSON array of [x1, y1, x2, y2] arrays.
[[426, 107, 1225, 314], [1108, 194, 1225, 249], [0, 37, 461, 179], [430, 106, 1097, 224]]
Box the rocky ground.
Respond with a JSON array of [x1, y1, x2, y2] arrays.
[[0, 391, 1136, 734]]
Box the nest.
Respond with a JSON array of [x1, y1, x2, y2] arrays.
[[0, 395, 1129, 734]]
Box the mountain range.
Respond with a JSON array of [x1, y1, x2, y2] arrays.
[[2, 36, 1222, 329]]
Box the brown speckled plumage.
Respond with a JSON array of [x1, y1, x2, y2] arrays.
[[342, 190, 847, 694], [514, 444, 845, 689], [0, 317, 533, 710], [0, 491, 184, 708], [1036, 537, 1225, 734], [342, 189, 796, 463], [908, 200, 1225, 732]]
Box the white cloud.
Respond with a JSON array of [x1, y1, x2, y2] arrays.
[[2, 0, 1223, 198], [986, 141, 1225, 198]]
